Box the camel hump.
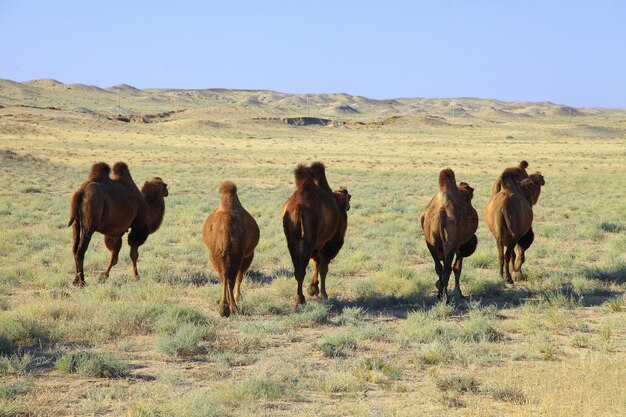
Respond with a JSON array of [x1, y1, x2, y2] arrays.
[[294, 164, 313, 189], [519, 160, 529, 169], [88, 162, 111, 181], [310, 161, 332, 192], [500, 170, 519, 191], [112, 161, 130, 177], [438, 168, 456, 191], [220, 181, 237, 195]]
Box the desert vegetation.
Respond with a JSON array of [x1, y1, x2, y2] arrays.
[[0, 80, 624, 416]]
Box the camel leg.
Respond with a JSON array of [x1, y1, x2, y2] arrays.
[[426, 244, 443, 292], [440, 244, 455, 303], [496, 238, 506, 283], [219, 272, 230, 318], [516, 228, 534, 280], [307, 255, 320, 297], [235, 253, 254, 301], [227, 275, 238, 316], [287, 241, 309, 307], [452, 255, 464, 300], [503, 243, 516, 284], [102, 236, 122, 280], [73, 228, 93, 287], [129, 245, 140, 279], [317, 255, 330, 299]]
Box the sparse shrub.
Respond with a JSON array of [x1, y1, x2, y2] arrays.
[[339, 306, 365, 325], [570, 334, 590, 348], [0, 337, 16, 356], [0, 377, 33, 403], [433, 374, 479, 393], [314, 334, 357, 358], [603, 296, 623, 312], [154, 305, 211, 335], [489, 386, 526, 404], [156, 323, 214, 358], [54, 351, 130, 378], [439, 393, 466, 408], [599, 222, 624, 233], [286, 302, 331, 327]]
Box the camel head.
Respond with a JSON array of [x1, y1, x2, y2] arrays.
[[519, 178, 536, 203], [458, 181, 474, 200], [529, 172, 545, 186], [334, 187, 351, 211], [142, 177, 169, 201]]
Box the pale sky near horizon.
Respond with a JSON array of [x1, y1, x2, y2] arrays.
[[1, 0, 625, 108]]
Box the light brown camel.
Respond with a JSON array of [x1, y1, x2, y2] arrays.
[[511, 173, 546, 278], [69, 162, 167, 286], [282, 162, 345, 306], [203, 181, 260, 317], [421, 169, 479, 302], [484, 169, 533, 284]]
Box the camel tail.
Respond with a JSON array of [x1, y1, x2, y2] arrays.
[[438, 207, 447, 244], [500, 205, 516, 239], [68, 190, 82, 228]]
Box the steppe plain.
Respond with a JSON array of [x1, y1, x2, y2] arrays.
[[0, 79, 625, 416]]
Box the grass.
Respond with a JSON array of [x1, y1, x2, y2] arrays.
[[0, 96, 625, 416]]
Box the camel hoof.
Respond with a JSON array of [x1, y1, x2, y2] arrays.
[[320, 292, 328, 300], [98, 273, 109, 282], [219, 305, 231, 318], [452, 289, 464, 300], [307, 285, 319, 297]]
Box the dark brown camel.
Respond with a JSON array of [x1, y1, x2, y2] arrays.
[[203, 181, 260, 317], [68, 162, 168, 286], [282, 162, 347, 306], [484, 169, 533, 284], [421, 169, 479, 302]]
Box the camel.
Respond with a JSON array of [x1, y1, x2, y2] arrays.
[[511, 173, 545, 278], [203, 181, 260, 317], [69, 162, 168, 286], [484, 169, 533, 284], [421, 169, 478, 302], [282, 162, 348, 306]]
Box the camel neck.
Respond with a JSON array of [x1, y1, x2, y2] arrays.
[[220, 194, 242, 211], [147, 196, 165, 234]]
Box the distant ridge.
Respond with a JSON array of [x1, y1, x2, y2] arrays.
[[0, 78, 616, 119]]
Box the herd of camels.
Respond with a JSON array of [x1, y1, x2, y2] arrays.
[[69, 160, 544, 317]]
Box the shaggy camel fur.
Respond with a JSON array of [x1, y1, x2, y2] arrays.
[[282, 162, 347, 306], [421, 169, 478, 302], [69, 162, 168, 286], [203, 181, 260, 317], [491, 160, 529, 195], [484, 170, 533, 283]]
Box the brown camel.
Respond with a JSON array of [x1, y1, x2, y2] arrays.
[[282, 162, 347, 306], [491, 160, 529, 195], [69, 162, 168, 286], [203, 181, 260, 317], [420, 169, 478, 302], [511, 173, 546, 278], [484, 169, 533, 284]]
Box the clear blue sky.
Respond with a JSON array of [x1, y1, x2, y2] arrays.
[[1, 1, 625, 107]]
